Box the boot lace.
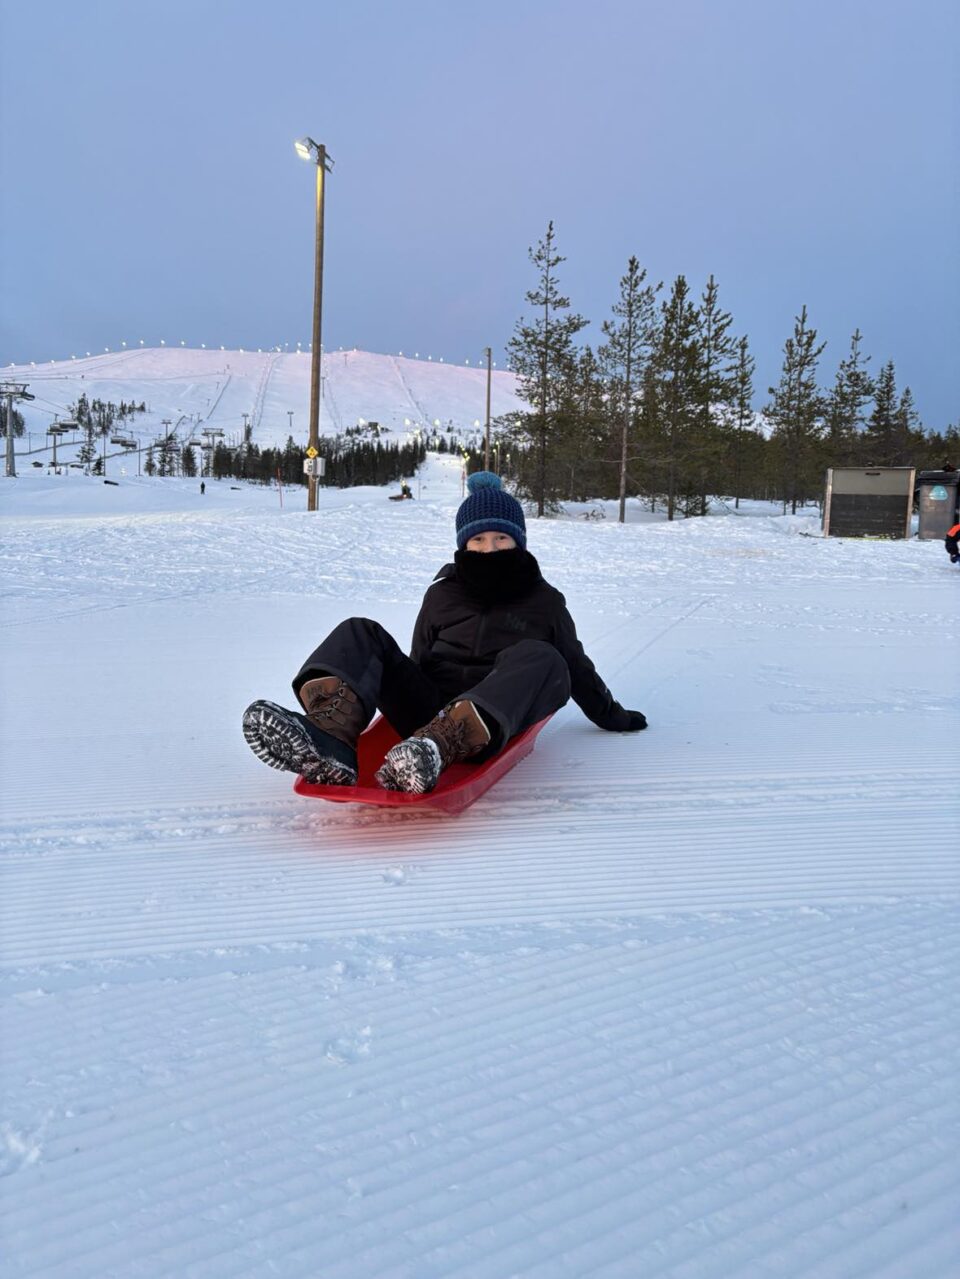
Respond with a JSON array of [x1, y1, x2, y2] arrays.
[[414, 709, 468, 768], [306, 681, 355, 730]]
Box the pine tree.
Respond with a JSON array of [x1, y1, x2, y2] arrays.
[[156, 432, 179, 477], [824, 329, 873, 465], [558, 345, 607, 500], [506, 221, 587, 515], [598, 256, 661, 522], [0, 404, 24, 437], [78, 431, 98, 470], [693, 274, 736, 515], [730, 335, 756, 508], [765, 305, 826, 513], [635, 361, 665, 509], [654, 275, 702, 520], [181, 445, 197, 477]]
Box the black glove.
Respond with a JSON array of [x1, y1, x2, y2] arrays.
[[599, 706, 648, 732]]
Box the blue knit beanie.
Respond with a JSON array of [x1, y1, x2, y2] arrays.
[[456, 472, 527, 550]]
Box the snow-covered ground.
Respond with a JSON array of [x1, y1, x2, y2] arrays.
[[1, 459, 957, 1278]]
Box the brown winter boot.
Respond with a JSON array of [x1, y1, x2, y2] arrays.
[[375, 700, 491, 794], [298, 675, 368, 750], [241, 674, 367, 787]]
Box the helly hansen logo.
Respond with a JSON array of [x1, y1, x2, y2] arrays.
[[503, 613, 528, 634]]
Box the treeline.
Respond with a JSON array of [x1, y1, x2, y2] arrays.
[[71, 394, 146, 431], [500, 223, 957, 518], [143, 435, 429, 488], [70, 395, 147, 472]]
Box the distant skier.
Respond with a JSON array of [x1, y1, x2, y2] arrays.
[[242, 472, 647, 793], [945, 521, 960, 565], [200, 481, 206, 496]]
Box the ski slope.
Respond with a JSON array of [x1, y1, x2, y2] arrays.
[[1, 460, 958, 1278], [5, 346, 525, 456]]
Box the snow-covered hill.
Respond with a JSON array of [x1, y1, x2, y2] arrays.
[[6, 346, 526, 457], [1, 464, 957, 1277]]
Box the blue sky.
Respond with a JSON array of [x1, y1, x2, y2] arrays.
[[2, 0, 957, 425]]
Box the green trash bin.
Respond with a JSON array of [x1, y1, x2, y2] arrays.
[[916, 470, 960, 540]]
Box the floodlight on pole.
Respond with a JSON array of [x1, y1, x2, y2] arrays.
[[295, 135, 334, 512]]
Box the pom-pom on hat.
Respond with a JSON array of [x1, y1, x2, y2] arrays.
[[456, 471, 527, 550]]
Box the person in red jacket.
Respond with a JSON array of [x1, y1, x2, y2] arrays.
[[945, 522, 960, 564], [242, 472, 647, 793]]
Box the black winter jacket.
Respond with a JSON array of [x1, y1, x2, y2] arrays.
[[410, 559, 632, 730]]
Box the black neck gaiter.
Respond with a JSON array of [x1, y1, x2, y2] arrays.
[[454, 548, 542, 604]]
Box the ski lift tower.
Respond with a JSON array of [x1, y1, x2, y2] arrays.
[[200, 427, 224, 477], [47, 421, 74, 470], [1, 382, 35, 477]]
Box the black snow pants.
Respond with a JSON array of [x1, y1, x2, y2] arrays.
[[293, 617, 570, 756]]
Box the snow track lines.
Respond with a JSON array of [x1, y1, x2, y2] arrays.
[[0, 758, 956, 966], [247, 350, 282, 437], [389, 353, 432, 426], [2, 907, 958, 1277], [2, 476, 958, 1277]]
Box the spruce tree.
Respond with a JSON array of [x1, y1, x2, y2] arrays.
[[824, 329, 874, 465], [598, 256, 661, 522], [864, 360, 900, 464], [894, 386, 923, 463], [506, 221, 587, 515], [864, 368, 924, 468], [765, 306, 826, 513]]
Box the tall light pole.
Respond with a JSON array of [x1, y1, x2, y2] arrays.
[[295, 136, 334, 512]]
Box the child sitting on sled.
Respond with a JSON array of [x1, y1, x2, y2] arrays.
[[946, 521, 960, 565], [242, 472, 647, 794]]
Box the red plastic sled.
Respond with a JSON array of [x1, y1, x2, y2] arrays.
[[293, 714, 553, 815]]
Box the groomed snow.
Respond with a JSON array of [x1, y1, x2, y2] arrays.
[[1, 458, 958, 1278], [6, 347, 525, 451]]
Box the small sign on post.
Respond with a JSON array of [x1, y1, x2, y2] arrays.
[[303, 456, 326, 477]]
